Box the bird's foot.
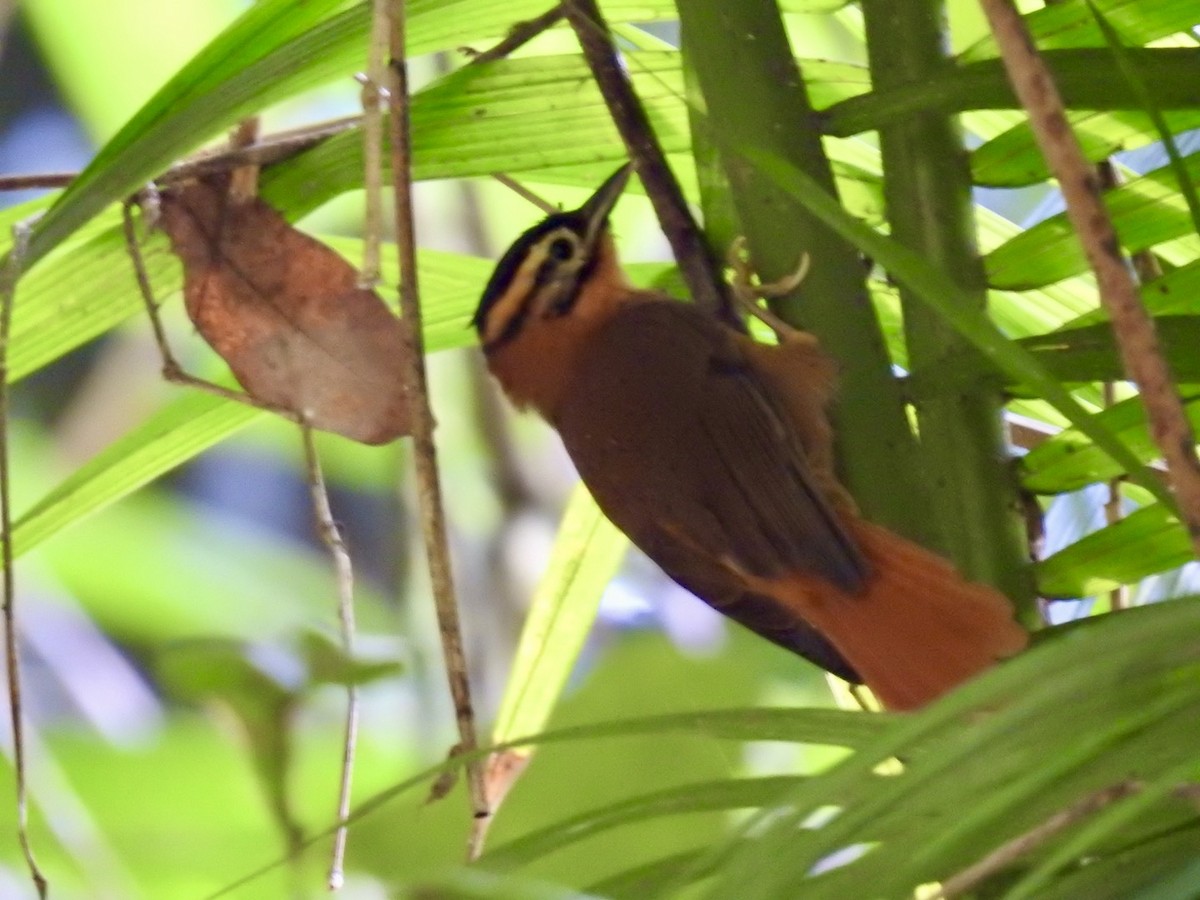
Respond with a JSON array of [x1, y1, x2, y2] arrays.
[[727, 236, 812, 344]]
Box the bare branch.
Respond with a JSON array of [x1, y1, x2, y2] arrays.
[[2, 116, 363, 201], [936, 781, 1140, 899], [980, 0, 1200, 555], [561, 0, 739, 328], [0, 174, 75, 192], [385, 0, 489, 857], [159, 116, 363, 184]]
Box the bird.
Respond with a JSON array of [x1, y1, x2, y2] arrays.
[[473, 163, 1027, 710]]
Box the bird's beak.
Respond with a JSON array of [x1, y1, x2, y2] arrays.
[[579, 163, 633, 250]]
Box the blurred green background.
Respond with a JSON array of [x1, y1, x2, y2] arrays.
[[1, 1, 1199, 897]]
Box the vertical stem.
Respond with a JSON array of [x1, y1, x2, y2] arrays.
[[298, 426, 360, 890], [0, 225, 47, 898], [861, 0, 1033, 612], [385, 0, 489, 855], [1100, 382, 1127, 610], [359, 0, 390, 288], [677, 0, 937, 541]]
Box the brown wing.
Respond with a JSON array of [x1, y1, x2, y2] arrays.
[[554, 301, 867, 679]]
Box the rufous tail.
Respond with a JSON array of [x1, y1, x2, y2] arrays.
[[780, 520, 1028, 711]]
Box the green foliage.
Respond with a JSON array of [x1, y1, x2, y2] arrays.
[[2, 0, 1198, 897]]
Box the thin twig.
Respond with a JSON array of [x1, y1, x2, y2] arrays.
[[299, 425, 360, 891], [980, 0, 1200, 555], [120, 199, 303, 423], [935, 781, 1141, 899], [385, 0, 489, 856], [0, 174, 76, 192], [158, 115, 363, 185], [491, 174, 558, 215], [560, 0, 739, 328], [1101, 380, 1127, 610], [1098, 168, 1165, 612], [358, 0, 392, 288], [465, 5, 564, 65], [122, 199, 173, 360], [125, 170, 365, 889], [1094, 164, 1126, 610], [2, 116, 362, 201], [469, 11, 589, 232], [1, 223, 48, 897]]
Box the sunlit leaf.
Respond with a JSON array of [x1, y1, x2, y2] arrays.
[[492, 484, 628, 748], [1036, 504, 1191, 596], [986, 151, 1200, 290]]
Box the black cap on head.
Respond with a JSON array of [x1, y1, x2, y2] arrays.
[[473, 164, 633, 334]]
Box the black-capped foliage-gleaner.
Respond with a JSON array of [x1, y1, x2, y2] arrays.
[[474, 165, 1026, 710]]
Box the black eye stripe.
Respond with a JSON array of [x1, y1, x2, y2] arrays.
[[531, 256, 559, 291], [547, 250, 600, 318], [474, 213, 586, 331], [475, 213, 602, 352]]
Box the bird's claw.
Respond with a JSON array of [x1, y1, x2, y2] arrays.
[[727, 236, 812, 344]]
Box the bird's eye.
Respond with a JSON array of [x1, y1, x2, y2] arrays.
[[547, 237, 575, 261]]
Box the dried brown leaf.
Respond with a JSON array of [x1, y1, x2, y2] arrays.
[[158, 175, 410, 444]]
